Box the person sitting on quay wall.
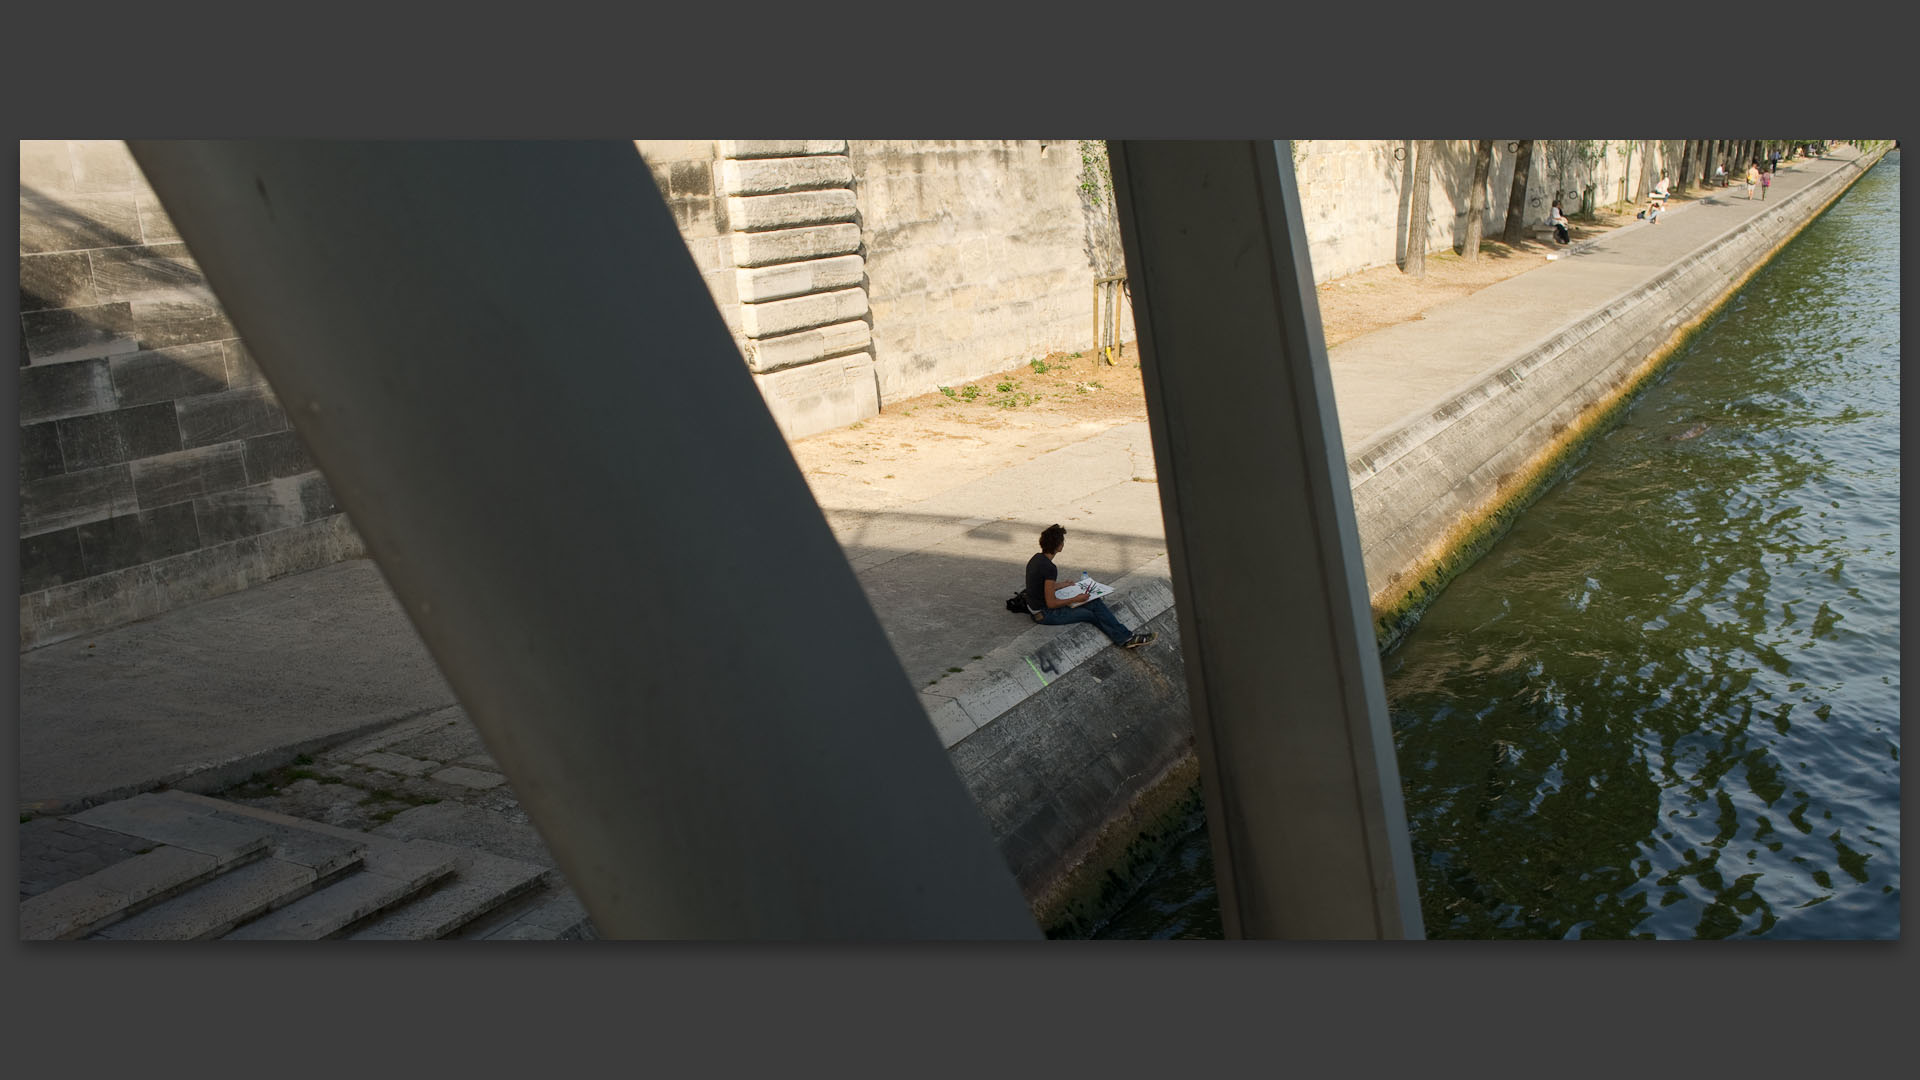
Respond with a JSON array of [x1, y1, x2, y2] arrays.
[[1025, 524, 1157, 649]]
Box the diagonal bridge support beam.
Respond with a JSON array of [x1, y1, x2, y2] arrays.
[[128, 141, 1039, 939], [1108, 140, 1425, 939]]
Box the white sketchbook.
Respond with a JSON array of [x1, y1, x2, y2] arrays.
[[1054, 579, 1115, 602]]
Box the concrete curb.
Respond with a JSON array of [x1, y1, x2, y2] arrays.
[[920, 556, 1175, 748]]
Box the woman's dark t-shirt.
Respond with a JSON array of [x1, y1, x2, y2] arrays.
[[1025, 553, 1059, 611]]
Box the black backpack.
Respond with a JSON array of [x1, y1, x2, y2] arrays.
[[1006, 589, 1031, 614]]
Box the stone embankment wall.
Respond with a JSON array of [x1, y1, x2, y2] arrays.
[[1297, 139, 1688, 283], [1349, 147, 1889, 649], [18, 141, 361, 650], [851, 140, 1125, 402]]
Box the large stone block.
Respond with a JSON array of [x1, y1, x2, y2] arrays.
[[721, 140, 848, 159], [742, 319, 871, 374], [131, 443, 250, 509], [109, 342, 230, 407], [130, 298, 237, 350], [729, 222, 862, 269], [727, 189, 857, 232], [20, 140, 74, 192], [88, 243, 215, 306], [21, 464, 137, 536], [135, 190, 181, 244], [21, 303, 139, 365], [18, 192, 143, 254], [296, 472, 339, 520], [735, 254, 865, 304], [67, 140, 141, 194], [222, 339, 267, 388], [19, 357, 115, 423], [20, 252, 98, 312], [75, 501, 202, 577], [721, 155, 853, 196], [753, 351, 880, 440], [54, 402, 182, 470], [176, 384, 287, 449], [739, 287, 869, 339], [20, 421, 65, 483], [20, 529, 86, 593], [192, 478, 308, 545], [241, 430, 315, 484]]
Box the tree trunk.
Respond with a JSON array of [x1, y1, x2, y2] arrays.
[[1502, 139, 1534, 244], [1404, 140, 1435, 276], [1701, 140, 1717, 186], [1461, 140, 1493, 261], [1637, 140, 1655, 201], [1677, 140, 1695, 194]]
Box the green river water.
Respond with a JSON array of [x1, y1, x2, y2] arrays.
[[1097, 150, 1900, 940]]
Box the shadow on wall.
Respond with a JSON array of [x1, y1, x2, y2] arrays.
[[20, 182, 147, 252]]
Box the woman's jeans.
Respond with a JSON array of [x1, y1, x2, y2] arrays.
[[1039, 597, 1132, 645]]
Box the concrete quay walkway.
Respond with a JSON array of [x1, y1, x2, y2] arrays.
[[16, 147, 1874, 817]]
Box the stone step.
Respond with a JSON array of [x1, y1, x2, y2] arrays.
[[221, 839, 458, 940], [345, 847, 554, 940], [20, 844, 242, 940], [458, 884, 598, 941], [69, 792, 275, 863], [21, 789, 291, 939], [90, 856, 330, 941], [45, 789, 582, 941]]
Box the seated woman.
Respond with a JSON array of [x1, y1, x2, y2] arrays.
[[1549, 199, 1571, 245], [1026, 523, 1156, 649]]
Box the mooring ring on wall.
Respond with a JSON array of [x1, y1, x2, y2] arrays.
[[1394, 146, 1406, 161], [1509, 142, 1520, 152]]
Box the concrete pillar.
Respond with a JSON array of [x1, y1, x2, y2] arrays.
[[1107, 140, 1424, 939]]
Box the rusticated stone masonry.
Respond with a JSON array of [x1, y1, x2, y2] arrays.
[[718, 140, 879, 438]]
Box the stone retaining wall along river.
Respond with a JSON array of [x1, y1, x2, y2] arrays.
[[987, 146, 1890, 934], [1348, 147, 1890, 652]]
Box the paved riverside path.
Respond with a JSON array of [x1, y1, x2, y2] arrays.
[[15, 147, 1869, 813]]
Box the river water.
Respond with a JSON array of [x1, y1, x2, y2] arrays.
[[1095, 151, 1900, 940]]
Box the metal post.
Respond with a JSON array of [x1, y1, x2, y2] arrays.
[[1107, 140, 1425, 939], [128, 141, 1040, 940]]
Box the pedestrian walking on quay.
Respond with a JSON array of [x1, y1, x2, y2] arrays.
[[1746, 162, 1760, 200], [1760, 165, 1771, 200]]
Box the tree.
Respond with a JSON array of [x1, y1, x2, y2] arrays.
[[1404, 140, 1436, 277], [1502, 140, 1534, 245], [1677, 140, 1696, 194], [1636, 139, 1655, 202], [1461, 140, 1493, 261], [1544, 140, 1588, 214]]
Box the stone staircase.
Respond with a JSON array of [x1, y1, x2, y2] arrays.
[[19, 790, 593, 941]]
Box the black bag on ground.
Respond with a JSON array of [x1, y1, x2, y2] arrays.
[[1006, 589, 1031, 614]]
